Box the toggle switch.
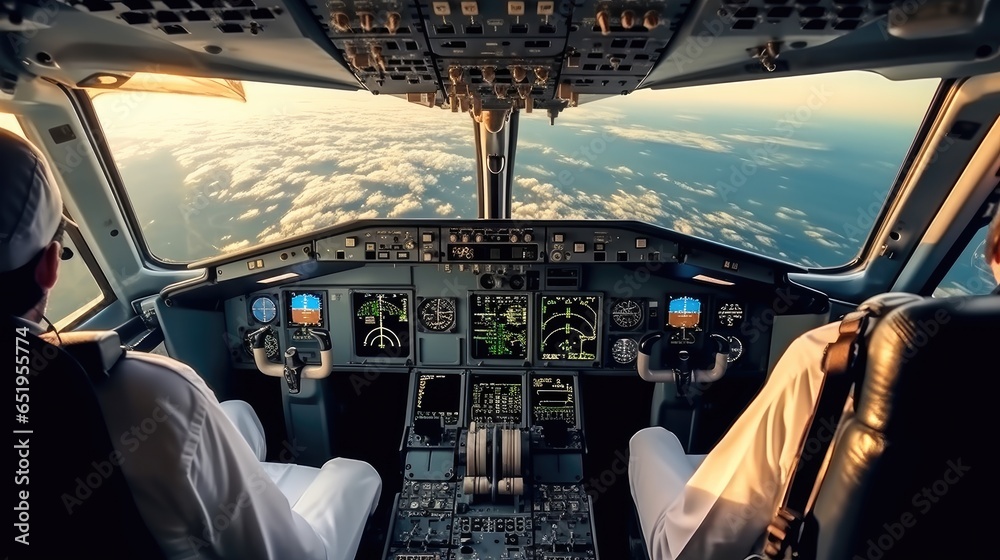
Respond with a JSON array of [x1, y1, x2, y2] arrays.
[[534, 66, 549, 84], [596, 10, 610, 35], [331, 12, 350, 32], [386, 12, 401, 34], [620, 9, 635, 29], [432, 2, 450, 16], [481, 66, 496, 84], [643, 10, 660, 30], [461, 1, 478, 16], [358, 12, 374, 31]]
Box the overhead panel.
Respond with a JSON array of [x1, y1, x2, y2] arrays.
[[646, 0, 904, 83], [720, 0, 893, 34], [307, 1, 442, 98], [560, 0, 686, 99], [301, 1, 694, 117], [419, 0, 573, 113], [61, 0, 303, 40]]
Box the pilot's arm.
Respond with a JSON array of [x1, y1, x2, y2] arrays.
[[97, 352, 329, 559], [629, 321, 842, 560]]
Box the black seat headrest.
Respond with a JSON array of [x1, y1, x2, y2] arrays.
[[854, 295, 999, 439], [40, 330, 123, 382], [812, 294, 997, 560], [855, 292, 924, 319]]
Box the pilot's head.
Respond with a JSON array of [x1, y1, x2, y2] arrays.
[[989, 203, 1000, 284], [0, 129, 66, 323]]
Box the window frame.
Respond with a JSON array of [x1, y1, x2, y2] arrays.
[[0, 110, 116, 329], [68, 87, 189, 271], [923, 182, 1000, 296], [52, 214, 117, 330]]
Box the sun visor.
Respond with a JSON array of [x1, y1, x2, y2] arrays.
[[82, 73, 246, 103]]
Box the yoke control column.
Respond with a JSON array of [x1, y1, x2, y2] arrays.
[[250, 326, 333, 394], [636, 332, 729, 396]]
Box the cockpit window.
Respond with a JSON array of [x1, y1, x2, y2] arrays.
[[91, 82, 478, 263], [91, 73, 937, 266], [514, 71, 939, 268]]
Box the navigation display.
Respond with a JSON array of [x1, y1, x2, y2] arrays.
[[286, 291, 324, 327], [470, 293, 529, 360], [667, 296, 703, 345], [414, 373, 462, 425], [352, 291, 411, 358], [531, 375, 577, 425], [539, 294, 601, 361], [470, 374, 523, 425]]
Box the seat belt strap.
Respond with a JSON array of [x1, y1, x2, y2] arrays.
[[762, 309, 869, 559]]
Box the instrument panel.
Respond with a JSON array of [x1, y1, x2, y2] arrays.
[[219, 221, 804, 375], [230, 283, 769, 374]]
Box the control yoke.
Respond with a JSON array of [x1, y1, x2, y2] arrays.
[[636, 332, 729, 396], [250, 327, 332, 394]]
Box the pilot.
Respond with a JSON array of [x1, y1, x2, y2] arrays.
[[629, 205, 1000, 559], [0, 128, 381, 559]]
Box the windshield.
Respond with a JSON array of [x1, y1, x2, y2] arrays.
[[514, 72, 939, 267], [92, 72, 938, 265], [92, 83, 477, 262]]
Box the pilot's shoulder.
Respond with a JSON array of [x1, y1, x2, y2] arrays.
[[110, 351, 218, 402]]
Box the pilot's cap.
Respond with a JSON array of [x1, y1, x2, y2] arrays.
[[0, 128, 63, 272]]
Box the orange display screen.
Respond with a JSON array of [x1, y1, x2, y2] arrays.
[[287, 292, 323, 327]]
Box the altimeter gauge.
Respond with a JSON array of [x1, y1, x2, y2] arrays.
[[417, 297, 458, 332]]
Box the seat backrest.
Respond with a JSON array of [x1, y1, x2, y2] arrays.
[[810, 295, 995, 559], [6, 316, 165, 559]]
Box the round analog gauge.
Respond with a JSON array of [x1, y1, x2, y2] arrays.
[[611, 299, 644, 330], [716, 303, 745, 328], [244, 331, 281, 362], [417, 297, 457, 332], [711, 333, 743, 363], [250, 296, 277, 324], [611, 337, 639, 365]]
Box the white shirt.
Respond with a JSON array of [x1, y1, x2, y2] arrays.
[[21, 317, 380, 560], [629, 321, 842, 560]]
